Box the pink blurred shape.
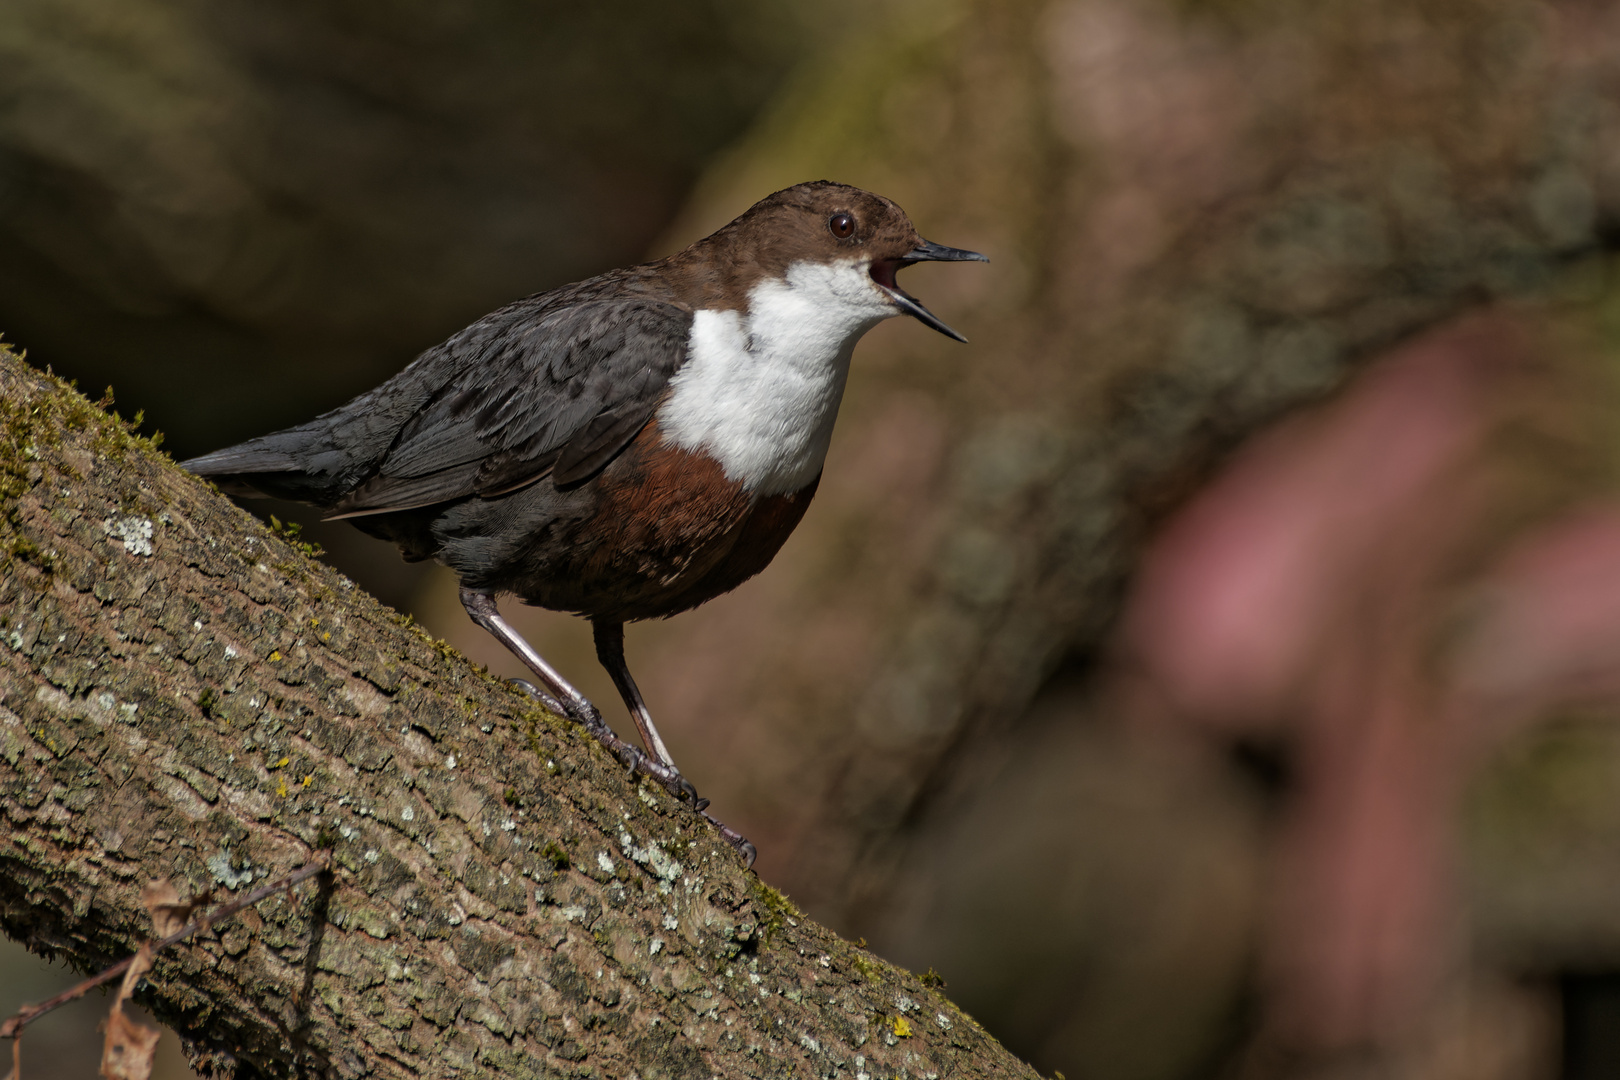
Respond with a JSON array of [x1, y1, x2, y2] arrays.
[[1460, 505, 1620, 729], [1122, 316, 1510, 733], [1114, 314, 1586, 1055]]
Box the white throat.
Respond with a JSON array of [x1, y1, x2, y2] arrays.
[[656, 258, 897, 495]]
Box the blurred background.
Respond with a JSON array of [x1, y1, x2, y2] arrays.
[[10, 0, 1620, 1077]]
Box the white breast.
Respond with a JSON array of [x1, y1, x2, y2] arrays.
[[656, 258, 897, 495]]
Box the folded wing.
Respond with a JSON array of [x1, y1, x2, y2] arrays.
[[184, 295, 694, 517]]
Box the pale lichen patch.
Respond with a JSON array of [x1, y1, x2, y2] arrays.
[[103, 515, 154, 556], [206, 851, 255, 889], [618, 827, 682, 882]]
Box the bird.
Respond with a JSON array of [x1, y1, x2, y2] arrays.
[[183, 180, 986, 865]]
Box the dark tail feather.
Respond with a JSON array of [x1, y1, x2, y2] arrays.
[[182, 445, 300, 477], [181, 425, 359, 507]]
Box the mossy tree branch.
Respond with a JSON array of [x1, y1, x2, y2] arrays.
[[0, 346, 1034, 1080]]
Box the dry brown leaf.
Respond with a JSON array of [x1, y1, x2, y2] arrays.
[[119, 944, 154, 996], [4, 1035, 19, 1080], [139, 880, 201, 938], [101, 944, 159, 1080], [100, 1005, 159, 1080]]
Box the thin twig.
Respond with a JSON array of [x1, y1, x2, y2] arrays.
[[0, 856, 330, 1040]]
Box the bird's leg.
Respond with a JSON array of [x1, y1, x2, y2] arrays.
[[593, 619, 757, 869], [592, 620, 678, 771], [458, 588, 697, 806], [461, 588, 597, 718]]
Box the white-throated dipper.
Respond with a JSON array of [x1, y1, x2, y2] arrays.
[[184, 180, 986, 865]]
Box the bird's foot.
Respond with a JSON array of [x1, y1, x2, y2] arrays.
[[508, 678, 756, 868], [626, 766, 754, 867], [507, 678, 565, 715], [701, 809, 758, 869], [512, 680, 694, 798], [609, 742, 701, 806], [595, 740, 759, 867]]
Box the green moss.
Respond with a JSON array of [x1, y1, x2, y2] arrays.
[[542, 840, 571, 871], [5, 533, 54, 574], [522, 712, 546, 758], [267, 514, 325, 558], [3, 368, 164, 466], [748, 878, 801, 943], [0, 347, 169, 573]]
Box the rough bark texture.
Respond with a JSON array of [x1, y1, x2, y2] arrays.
[[0, 346, 1036, 1080]]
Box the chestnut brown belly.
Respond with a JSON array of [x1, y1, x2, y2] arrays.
[[434, 420, 819, 623], [642, 470, 819, 619]]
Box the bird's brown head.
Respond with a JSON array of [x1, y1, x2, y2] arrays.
[[693, 180, 987, 342]]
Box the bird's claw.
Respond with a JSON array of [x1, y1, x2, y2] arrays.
[[610, 744, 690, 802], [505, 678, 756, 868], [668, 774, 700, 808], [700, 808, 757, 869], [605, 750, 753, 866]]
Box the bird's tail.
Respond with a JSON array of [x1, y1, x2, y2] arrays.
[[182, 420, 360, 506]]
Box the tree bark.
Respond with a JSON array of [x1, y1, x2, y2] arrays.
[[0, 347, 1035, 1080]]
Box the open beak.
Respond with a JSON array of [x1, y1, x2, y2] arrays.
[[871, 238, 988, 343], [904, 239, 990, 264]]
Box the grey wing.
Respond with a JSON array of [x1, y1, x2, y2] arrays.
[[325, 298, 693, 517], [184, 295, 693, 514]]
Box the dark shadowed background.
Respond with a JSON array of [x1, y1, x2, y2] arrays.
[[12, 1, 1620, 1078]]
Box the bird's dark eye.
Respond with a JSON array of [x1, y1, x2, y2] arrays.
[[828, 212, 856, 239]]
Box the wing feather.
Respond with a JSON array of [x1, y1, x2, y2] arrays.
[[321, 297, 691, 516], [184, 287, 693, 515]]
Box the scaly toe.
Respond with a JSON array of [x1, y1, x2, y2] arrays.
[[700, 808, 758, 869], [507, 678, 565, 714]]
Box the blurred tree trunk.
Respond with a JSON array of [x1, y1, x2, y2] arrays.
[[416, 2, 1620, 1074], [0, 348, 1038, 1080], [557, 0, 1620, 912]]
